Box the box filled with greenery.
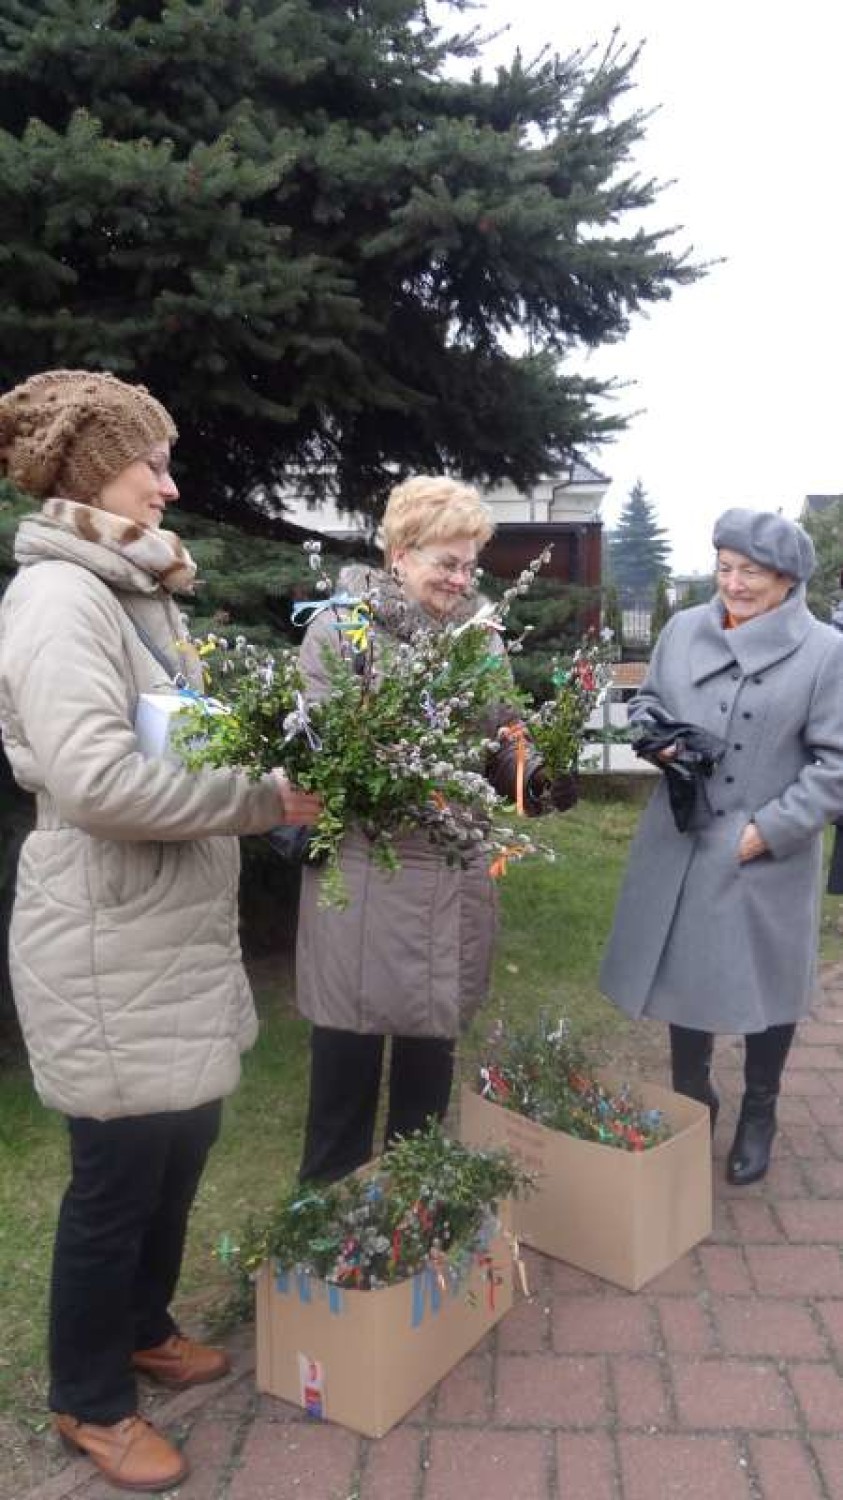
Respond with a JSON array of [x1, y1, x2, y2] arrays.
[[246, 1125, 530, 1437], [460, 1018, 711, 1292]]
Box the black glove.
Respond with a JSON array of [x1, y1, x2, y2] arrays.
[[526, 768, 579, 815], [264, 825, 320, 865]]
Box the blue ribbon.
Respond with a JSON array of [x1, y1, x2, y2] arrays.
[[291, 594, 363, 628], [428, 1266, 442, 1315], [411, 1271, 426, 1328]]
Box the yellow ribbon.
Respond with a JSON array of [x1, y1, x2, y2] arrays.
[[338, 602, 372, 654]]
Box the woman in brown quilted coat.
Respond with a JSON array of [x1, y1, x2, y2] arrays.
[[295, 476, 576, 1185]]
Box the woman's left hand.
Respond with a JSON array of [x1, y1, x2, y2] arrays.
[[526, 769, 579, 815], [738, 821, 769, 863]]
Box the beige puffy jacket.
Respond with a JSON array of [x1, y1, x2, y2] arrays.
[[0, 512, 283, 1119]]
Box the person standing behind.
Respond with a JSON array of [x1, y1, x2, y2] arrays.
[[600, 509, 843, 1186], [0, 370, 320, 1492]]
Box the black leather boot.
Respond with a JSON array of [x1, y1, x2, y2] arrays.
[[727, 1023, 795, 1186], [669, 1025, 719, 1131]]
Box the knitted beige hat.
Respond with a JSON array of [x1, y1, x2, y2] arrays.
[[0, 369, 177, 502]]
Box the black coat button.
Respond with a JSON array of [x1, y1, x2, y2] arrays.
[[725, 775, 735, 784], [753, 676, 763, 684], [742, 711, 752, 720], [720, 702, 728, 712], [734, 743, 743, 750], [715, 809, 725, 817]]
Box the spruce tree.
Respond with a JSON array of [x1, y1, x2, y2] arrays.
[[650, 573, 672, 640], [609, 480, 672, 599], [802, 501, 843, 622], [0, 1, 700, 520]]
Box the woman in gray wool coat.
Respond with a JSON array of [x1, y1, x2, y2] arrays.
[[600, 508, 843, 1186]]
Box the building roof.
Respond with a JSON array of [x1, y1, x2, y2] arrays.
[[569, 456, 611, 486]]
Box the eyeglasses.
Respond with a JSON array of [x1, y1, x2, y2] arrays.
[[413, 549, 478, 579]]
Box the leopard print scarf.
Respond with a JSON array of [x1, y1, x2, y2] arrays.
[[40, 498, 197, 593]]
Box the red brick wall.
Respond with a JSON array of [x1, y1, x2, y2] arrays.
[[481, 523, 603, 632]]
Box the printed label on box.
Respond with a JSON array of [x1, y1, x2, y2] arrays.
[[298, 1354, 326, 1420]]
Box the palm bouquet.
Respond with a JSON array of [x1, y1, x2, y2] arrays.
[[175, 544, 551, 904], [527, 632, 615, 775]]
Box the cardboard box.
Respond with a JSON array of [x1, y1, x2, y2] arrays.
[[255, 1221, 513, 1437], [134, 691, 223, 761], [459, 1080, 711, 1292]]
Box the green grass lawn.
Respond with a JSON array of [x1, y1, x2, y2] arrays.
[[2, 795, 842, 1431]]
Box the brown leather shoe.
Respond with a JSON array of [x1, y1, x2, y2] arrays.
[[132, 1333, 231, 1389], [54, 1413, 189, 1492]]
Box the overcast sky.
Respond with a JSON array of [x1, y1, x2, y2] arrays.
[[469, 0, 843, 574]]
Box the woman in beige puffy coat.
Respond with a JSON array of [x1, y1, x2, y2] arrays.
[[0, 370, 319, 1493]]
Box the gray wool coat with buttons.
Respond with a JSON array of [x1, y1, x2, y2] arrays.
[[599, 589, 843, 1033]]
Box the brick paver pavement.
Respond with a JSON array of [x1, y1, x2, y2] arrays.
[[21, 964, 843, 1500]]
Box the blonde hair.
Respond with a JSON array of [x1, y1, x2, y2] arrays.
[[381, 476, 494, 564]]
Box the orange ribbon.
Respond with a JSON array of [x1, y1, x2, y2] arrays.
[[488, 844, 527, 880], [500, 723, 528, 815]]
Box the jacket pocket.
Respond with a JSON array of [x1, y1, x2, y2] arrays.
[[86, 837, 240, 921], [86, 837, 168, 910]]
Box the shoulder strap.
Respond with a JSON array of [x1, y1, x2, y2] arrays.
[[118, 603, 187, 688]]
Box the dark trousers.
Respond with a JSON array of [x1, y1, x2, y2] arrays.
[[669, 1023, 796, 1094], [299, 1026, 456, 1184], [49, 1101, 221, 1423]]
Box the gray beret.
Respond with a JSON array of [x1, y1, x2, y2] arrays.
[[712, 507, 816, 582]]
